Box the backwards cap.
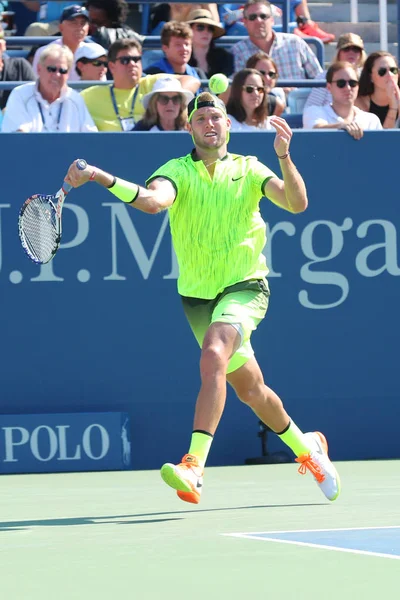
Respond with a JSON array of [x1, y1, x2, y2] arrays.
[[188, 94, 227, 122]]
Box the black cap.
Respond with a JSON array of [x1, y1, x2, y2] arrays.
[[188, 95, 227, 122], [60, 5, 89, 22]]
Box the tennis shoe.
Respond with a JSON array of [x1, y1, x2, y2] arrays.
[[160, 454, 204, 504], [294, 20, 335, 43], [295, 432, 341, 501]]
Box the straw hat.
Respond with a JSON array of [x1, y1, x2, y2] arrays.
[[141, 76, 194, 109], [186, 9, 225, 39]]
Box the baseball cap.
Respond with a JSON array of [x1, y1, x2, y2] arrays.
[[336, 32, 364, 51], [60, 5, 89, 23], [75, 42, 107, 62], [188, 93, 227, 122]]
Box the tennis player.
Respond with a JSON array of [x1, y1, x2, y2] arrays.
[[66, 92, 341, 505]]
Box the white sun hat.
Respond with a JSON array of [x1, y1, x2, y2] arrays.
[[141, 76, 194, 109]]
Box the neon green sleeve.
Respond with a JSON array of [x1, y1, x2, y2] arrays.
[[108, 177, 139, 204]]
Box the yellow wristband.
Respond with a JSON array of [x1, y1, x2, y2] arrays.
[[108, 177, 139, 203]]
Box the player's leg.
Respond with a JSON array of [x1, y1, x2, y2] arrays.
[[227, 357, 340, 501], [160, 319, 241, 503]]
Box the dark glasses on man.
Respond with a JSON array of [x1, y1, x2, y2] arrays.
[[377, 66, 398, 76], [341, 45, 362, 53], [247, 12, 270, 21], [258, 69, 277, 79], [116, 55, 141, 65], [46, 65, 69, 74], [194, 23, 215, 33], [333, 79, 359, 88], [243, 85, 265, 94], [157, 94, 182, 105], [80, 58, 108, 67]]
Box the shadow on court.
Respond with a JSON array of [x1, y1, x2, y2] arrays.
[[0, 502, 325, 531]]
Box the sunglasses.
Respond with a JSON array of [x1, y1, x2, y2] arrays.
[[246, 13, 270, 21], [46, 65, 69, 74], [332, 79, 359, 88], [377, 66, 399, 77], [341, 45, 362, 53], [194, 23, 215, 33], [80, 58, 108, 67], [243, 85, 265, 94], [116, 55, 142, 65], [258, 69, 277, 79], [157, 94, 182, 105]]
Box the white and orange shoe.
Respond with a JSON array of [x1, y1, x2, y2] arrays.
[[160, 454, 204, 504], [295, 432, 341, 501]]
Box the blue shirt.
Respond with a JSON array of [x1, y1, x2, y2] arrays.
[[145, 57, 200, 80]]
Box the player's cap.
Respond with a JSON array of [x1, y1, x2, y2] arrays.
[[60, 5, 89, 23], [141, 76, 194, 109], [75, 42, 107, 62], [336, 32, 364, 51], [188, 93, 227, 122]]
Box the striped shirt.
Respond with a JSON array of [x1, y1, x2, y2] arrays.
[[232, 34, 323, 79]]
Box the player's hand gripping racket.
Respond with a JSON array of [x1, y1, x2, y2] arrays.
[[18, 159, 87, 264]]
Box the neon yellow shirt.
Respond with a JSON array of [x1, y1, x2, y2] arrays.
[[80, 75, 160, 131], [147, 151, 276, 299]]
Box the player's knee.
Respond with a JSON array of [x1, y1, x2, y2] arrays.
[[200, 343, 228, 377], [237, 381, 266, 407]]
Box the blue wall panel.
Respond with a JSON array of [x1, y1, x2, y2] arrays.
[[1, 130, 399, 471]]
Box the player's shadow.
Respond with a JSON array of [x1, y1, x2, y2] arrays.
[[0, 503, 325, 531]]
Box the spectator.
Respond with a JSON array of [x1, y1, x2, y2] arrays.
[[133, 76, 193, 131], [302, 61, 382, 138], [145, 21, 201, 79], [246, 51, 285, 114], [86, 0, 142, 49], [24, 2, 82, 36], [32, 5, 90, 81], [226, 68, 273, 131], [232, 0, 323, 80], [150, 3, 220, 35], [0, 20, 36, 111], [220, 0, 334, 42], [1, 44, 97, 132], [80, 38, 200, 131], [355, 51, 400, 129], [74, 41, 108, 81], [187, 8, 233, 79], [304, 32, 366, 110]]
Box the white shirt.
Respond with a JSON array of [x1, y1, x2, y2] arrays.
[[302, 104, 383, 130], [32, 38, 91, 81], [228, 114, 273, 132], [1, 81, 97, 132]]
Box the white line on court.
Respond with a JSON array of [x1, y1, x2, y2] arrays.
[[222, 526, 400, 560]]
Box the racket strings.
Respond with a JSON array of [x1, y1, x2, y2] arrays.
[[19, 196, 59, 263]]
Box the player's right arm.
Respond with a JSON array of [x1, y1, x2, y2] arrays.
[[65, 162, 176, 214]]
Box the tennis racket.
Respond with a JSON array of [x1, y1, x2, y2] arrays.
[[18, 159, 87, 264]]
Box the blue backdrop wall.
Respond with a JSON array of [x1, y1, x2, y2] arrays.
[[1, 130, 399, 471]]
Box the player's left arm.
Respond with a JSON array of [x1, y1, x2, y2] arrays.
[[263, 116, 308, 214]]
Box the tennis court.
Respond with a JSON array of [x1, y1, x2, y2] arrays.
[[1, 460, 399, 600]]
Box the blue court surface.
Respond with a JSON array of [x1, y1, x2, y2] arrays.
[[226, 525, 400, 559]]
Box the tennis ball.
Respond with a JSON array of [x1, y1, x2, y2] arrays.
[[209, 73, 229, 95]]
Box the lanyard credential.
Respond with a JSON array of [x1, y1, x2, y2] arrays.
[[109, 84, 139, 131], [37, 101, 63, 132]]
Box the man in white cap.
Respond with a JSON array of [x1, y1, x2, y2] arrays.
[[32, 5, 92, 81], [74, 42, 108, 81]]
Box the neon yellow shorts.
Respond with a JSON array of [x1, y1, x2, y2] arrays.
[[181, 279, 270, 373]]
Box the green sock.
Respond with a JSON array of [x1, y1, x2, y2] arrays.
[[278, 420, 311, 458], [188, 431, 213, 467]]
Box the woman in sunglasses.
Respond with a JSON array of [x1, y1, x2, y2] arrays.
[[356, 51, 400, 128], [187, 9, 234, 78], [133, 76, 194, 131], [226, 68, 272, 131], [303, 61, 382, 138], [246, 52, 285, 115]]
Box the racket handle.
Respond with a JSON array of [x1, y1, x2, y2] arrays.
[[63, 159, 88, 194]]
